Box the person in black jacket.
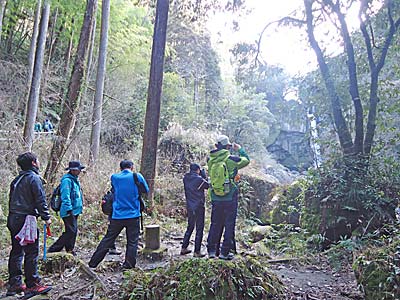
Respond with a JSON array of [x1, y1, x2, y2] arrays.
[[7, 152, 52, 297], [181, 163, 209, 257]]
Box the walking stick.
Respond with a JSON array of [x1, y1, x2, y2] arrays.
[[43, 224, 47, 261], [43, 224, 51, 260]]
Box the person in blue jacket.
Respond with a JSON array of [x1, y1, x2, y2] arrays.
[[181, 163, 209, 257], [89, 160, 149, 269], [48, 161, 84, 255]]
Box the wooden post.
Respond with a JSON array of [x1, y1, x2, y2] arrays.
[[144, 224, 160, 250]]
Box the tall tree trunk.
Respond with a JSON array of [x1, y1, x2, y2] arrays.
[[82, 16, 96, 108], [64, 18, 74, 73], [40, 7, 58, 108], [89, 0, 110, 165], [26, 0, 42, 88], [304, 0, 353, 154], [22, 1, 50, 151], [361, 3, 400, 155], [140, 0, 169, 203], [327, 0, 363, 154], [0, 0, 7, 44], [45, 0, 97, 186], [75, 11, 96, 136]]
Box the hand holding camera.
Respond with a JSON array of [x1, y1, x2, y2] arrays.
[[232, 143, 241, 151]]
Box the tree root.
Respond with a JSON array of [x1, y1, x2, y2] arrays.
[[55, 281, 93, 300], [77, 259, 107, 292]]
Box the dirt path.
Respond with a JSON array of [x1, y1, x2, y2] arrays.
[[270, 263, 364, 300], [0, 234, 364, 300]]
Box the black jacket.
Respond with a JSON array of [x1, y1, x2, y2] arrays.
[[183, 171, 209, 211], [9, 168, 50, 220]]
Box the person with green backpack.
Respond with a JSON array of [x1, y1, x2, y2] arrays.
[[206, 135, 250, 260]]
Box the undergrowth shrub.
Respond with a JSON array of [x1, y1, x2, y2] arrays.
[[270, 179, 307, 226], [122, 257, 285, 300], [301, 155, 399, 246], [353, 226, 400, 300]]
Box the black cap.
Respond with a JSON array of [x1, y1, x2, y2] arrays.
[[65, 160, 85, 171], [120, 160, 134, 170], [190, 163, 200, 172]]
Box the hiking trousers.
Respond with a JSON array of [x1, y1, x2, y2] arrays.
[[7, 213, 41, 288], [48, 214, 79, 253], [207, 191, 238, 256], [89, 217, 140, 268], [182, 206, 205, 252]]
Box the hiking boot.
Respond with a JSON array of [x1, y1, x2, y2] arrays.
[[180, 248, 191, 255], [122, 262, 135, 270], [6, 284, 26, 296], [219, 253, 234, 260], [208, 252, 216, 259], [109, 248, 122, 255], [193, 251, 206, 258], [24, 282, 52, 297]]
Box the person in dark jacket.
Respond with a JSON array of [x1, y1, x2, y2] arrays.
[[7, 152, 52, 297], [48, 161, 84, 255], [89, 160, 149, 269], [181, 163, 209, 257]]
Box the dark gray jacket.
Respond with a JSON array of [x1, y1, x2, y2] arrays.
[[183, 171, 209, 211], [9, 168, 50, 221]]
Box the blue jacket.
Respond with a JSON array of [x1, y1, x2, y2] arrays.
[[183, 171, 209, 211], [60, 173, 83, 218], [111, 170, 149, 219]]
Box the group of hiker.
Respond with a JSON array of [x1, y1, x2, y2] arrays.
[[5, 134, 249, 298], [34, 119, 54, 133], [181, 135, 250, 259]]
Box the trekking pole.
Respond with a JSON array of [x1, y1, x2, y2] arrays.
[[140, 215, 144, 234], [43, 224, 51, 261], [43, 224, 47, 261]]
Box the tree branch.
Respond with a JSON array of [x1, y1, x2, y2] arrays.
[[255, 15, 305, 66]]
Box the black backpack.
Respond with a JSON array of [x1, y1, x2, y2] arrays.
[[101, 173, 147, 216], [50, 184, 61, 212], [101, 190, 114, 215]]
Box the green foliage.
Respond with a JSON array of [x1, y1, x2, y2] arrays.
[[301, 156, 399, 245], [219, 83, 277, 154], [353, 227, 400, 300], [123, 257, 285, 300], [325, 237, 362, 271], [270, 180, 307, 226], [258, 224, 310, 258]]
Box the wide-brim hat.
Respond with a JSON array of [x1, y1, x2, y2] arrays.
[[65, 160, 85, 171]]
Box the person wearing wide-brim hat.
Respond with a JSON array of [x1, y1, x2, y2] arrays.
[[48, 160, 85, 255]]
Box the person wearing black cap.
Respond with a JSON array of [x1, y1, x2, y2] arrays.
[[89, 160, 149, 269], [181, 163, 209, 257], [48, 160, 85, 255]]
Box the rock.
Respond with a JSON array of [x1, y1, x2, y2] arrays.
[[250, 225, 273, 242]]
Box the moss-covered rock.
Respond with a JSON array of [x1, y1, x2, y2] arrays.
[[270, 181, 304, 226], [39, 252, 77, 274], [250, 225, 274, 242], [123, 257, 285, 300]]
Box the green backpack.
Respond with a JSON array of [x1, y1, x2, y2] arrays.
[[209, 159, 231, 196]]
